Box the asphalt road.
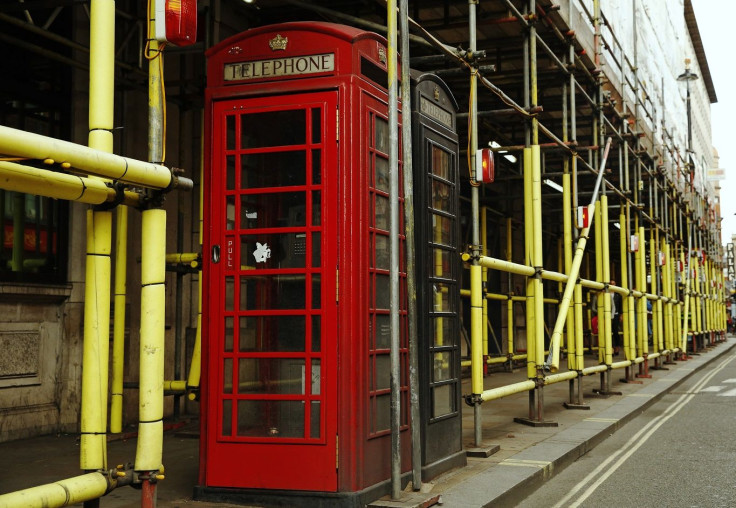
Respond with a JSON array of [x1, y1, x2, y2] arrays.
[[518, 349, 736, 508]]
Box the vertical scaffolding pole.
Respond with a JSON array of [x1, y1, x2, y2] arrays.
[[601, 195, 612, 373], [594, 202, 604, 363], [634, 225, 644, 357], [137, 3, 166, 505], [482, 208, 489, 360], [468, 0, 485, 445], [506, 218, 515, 362], [563, 171, 574, 371], [681, 222, 693, 355], [619, 207, 631, 360], [398, 0, 421, 490], [386, 0, 401, 497], [136, 209, 166, 502], [529, 0, 546, 421], [110, 206, 128, 433], [80, 1, 115, 494]]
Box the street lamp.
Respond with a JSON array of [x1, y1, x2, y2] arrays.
[[677, 58, 700, 190]]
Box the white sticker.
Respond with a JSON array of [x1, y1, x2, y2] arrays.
[[245, 211, 258, 219], [253, 242, 271, 263]]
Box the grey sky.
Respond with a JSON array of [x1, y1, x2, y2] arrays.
[[691, 0, 734, 246]]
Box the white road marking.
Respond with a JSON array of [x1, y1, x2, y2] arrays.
[[723, 378, 736, 384], [700, 385, 724, 392], [717, 387, 736, 397], [552, 352, 736, 508]]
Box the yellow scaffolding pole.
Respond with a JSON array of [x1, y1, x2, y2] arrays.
[[0, 126, 172, 190], [601, 194, 612, 367], [110, 205, 128, 434], [481, 207, 489, 356], [80, 209, 112, 472], [79, 0, 115, 474], [523, 147, 536, 379], [563, 170, 575, 370], [531, 144, 544, 372], [593, 201, 603, 363], [506, 217, 515, 358], [135, 209, 166, 473], [639, 226, 648, 355]]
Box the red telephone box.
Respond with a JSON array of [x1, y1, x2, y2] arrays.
[[198, 22, 410, 504]]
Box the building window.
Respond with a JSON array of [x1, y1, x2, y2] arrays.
[[0, 191, 68, 284]]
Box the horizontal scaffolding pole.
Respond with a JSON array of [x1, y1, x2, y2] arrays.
[[480, 380, 536, 403], [0, 126, 189, 190], [0, 472, 111, 508], [0, 160, 141, 206]]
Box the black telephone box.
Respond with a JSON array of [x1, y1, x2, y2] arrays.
[[411, 71, 465, 479]]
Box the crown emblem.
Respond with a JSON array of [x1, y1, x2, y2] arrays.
[[434, 86, 440, 100], [378, 47, 386, 64], [269, 34, 288, 51]]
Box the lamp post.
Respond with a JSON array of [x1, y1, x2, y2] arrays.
[[677, 58, 700, 190]]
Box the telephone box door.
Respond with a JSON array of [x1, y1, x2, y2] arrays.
[[206, 91, 338, 491]]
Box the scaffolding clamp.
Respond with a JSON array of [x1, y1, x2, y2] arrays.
[[456, 48, 487, 66], [94, 181, 126, 211], [464, 393, 483, 406]]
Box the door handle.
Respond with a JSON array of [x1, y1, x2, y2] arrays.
[[212, 244, 221, 264]]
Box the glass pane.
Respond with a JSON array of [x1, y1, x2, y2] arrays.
[[375, 156, 389, 192], [312, 232, 321, 267], [310, 401, 321, 438], [375, 117, 388, 153], [312, 315, 321, 352], [238, 358, 305, 394], [375, 273, 389, 309], [226, 115, 235, 150], [1, 191, 66, 283], [225, 276, 234, 311], [433, 352, 452, 382], [310, 359, 321, 395], [431, 145, 452, 180], [222, 400, 232, 436], [223, 358, 233, 393], [433, 384, 454, 418], [311, 109, 321, 143], [312, 191, 321, 226], [312, 150, 321, 185], [430, 248, 453, 279], [241, 110, 306, 148], [431, 179, 452, 212], [375, 394, 390, 432], [375, 234, 389, 269], [239, 277, 247, 310], [240, 192, 306, 230], [224, 316, 233, 352], [431, 316, 455, 347], [239, 315, 305, 352], [240, 234, 305, 270], [226, 156, 236, 190], [375, 314, 390, 349], [237, 400, 304, 438], [375, 354, 390, 390], [226, 196, 235, 230], [431, 282, 455, 312], [375, 194, 389, 230], [239, 274, 305, 310], [312, 275, 321, 309], [241, 151, 307, 188], [431, 213, 453, 246]]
